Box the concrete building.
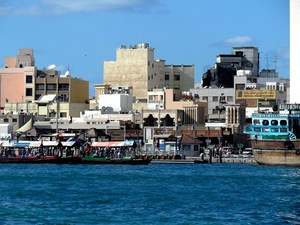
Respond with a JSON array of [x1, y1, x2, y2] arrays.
[[0, 49, 36, 109], [103, 43, 195, 104], [0, 49, 89, 119], [164, 64, 194, 91]]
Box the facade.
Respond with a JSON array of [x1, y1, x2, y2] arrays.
[[104, 43, 165, 102], [0, 49, 89, 119], [0, 49, 36, 109], [164, 64, 194, 91], [189, 87, 235, 122], [103, 43, 195, 103]]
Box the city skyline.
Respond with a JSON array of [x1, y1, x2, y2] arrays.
[[0, 0, 289, 95]]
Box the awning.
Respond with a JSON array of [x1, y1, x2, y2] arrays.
[[16, 118, 33, 133], [61, 141, 76, 147], [42, 141, 60, 147], [91, 141, 125, 147], [13, 141, 31, 148], [29, 141, 42, 147], [1, 141, 13, 147]]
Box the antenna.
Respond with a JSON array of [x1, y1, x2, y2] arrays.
[[271, 55, 278, 71]]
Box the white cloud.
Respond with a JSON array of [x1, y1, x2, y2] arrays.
[[223, 36, 254, 46], [0, 0, 165, 16]]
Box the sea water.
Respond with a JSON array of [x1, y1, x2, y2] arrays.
[[0, 163, 299, 225]]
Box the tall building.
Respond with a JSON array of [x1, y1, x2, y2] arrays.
[[290, 0, 300, 103], [103, 43, 194, 102], [0, 49, 89, 118], [0, 49, 36, 109]]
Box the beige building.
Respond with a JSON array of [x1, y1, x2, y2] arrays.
[[103, 43, 194, 104], [164, 64, 194, 91], [0, 49, 89, 118]]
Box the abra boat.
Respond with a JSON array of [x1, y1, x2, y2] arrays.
[[81, 141, 151, 165], [81, 156, 151, 165], [244, 104, 300, 166], [0, 155, 82, 164]]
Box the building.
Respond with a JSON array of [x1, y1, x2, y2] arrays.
[[202, 46, 259, 88], [103, 43, 195, 105], [0, 49, 36, 109]]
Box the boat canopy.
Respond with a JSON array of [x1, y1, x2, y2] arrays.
[[91, 140, 134, 147], [42, 141, 60, 147], [61, 141, 76, 147], [13, 141, 31, 148], [29, 141, 42, 147]]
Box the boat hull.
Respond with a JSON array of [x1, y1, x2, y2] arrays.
[[251, 139, 300, 166], [81, 157, 151, 165], [0, 156, 82, 164]]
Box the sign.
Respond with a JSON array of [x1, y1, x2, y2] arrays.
[[236, 90, 276, 100], [280, 104, 300, 111]]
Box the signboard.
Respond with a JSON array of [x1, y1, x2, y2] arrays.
[[280, 104, 300, 111], [236, 90, 276, 100]]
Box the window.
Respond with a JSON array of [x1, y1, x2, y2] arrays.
[[262, 120, 269, 126], [58, 84, 69, 91], [47, 84, 57, 90], [4, 118, 8, 122], [174, 74, 180, 81], [227, 96, 233, 102], [271, 120, 278, 126], [280, 120, 287, 126], [202, 96, 208, 101], [213, 96, 218, 102], [26, 75, 33, 83], [253, 119, 260, 125], [254, 128, 261, 132], [151, 74, 153, 79], [35, 84, 45, 91], [212, 109, 218, 114], [165, 74, 169, 80], [26, 88, 33, 96]]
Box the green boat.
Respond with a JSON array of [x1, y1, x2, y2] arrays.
[[81, 156, 151, 165], [81, 141, 151, 165]]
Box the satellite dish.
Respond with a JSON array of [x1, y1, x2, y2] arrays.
[[47, 64, 56, 70]]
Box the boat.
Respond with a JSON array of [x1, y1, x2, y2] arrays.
[[81, 156, 151, 165], [0, 155, 82, 164], [244, 104, 300, 166], [81, 141, 151, 165], [0, 140, 82, 164]]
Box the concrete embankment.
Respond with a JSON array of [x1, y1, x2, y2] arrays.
[[150, 157, 257, 164]]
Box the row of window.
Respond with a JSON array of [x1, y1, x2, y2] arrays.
[[164, 74, 180, 81], [35, 84, 69, 91], [253, 127, 288, 133], [253, 119, 287, 126]]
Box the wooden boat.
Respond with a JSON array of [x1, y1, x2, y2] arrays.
[[81, 141, 151, 165], [0, 155, 82, 164], [81, 156, 151, 165], [244, 104, 300, 166]]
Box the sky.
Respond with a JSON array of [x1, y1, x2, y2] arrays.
[[0, 0, 289, 96]]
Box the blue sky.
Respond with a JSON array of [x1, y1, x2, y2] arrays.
[[0, 0, 289, 96]]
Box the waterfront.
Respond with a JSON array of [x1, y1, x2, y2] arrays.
[[0, 164, 299, 225]]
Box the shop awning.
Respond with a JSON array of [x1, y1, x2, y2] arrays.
[[1, 141, 14, 147], [91, 141, 125, 147], [29, 141, 42, 147], [13, 141, 31, 148], [16, 118, 33, 133], [91, 141, 134, 147], [61, 141, 76, 147], [42, 141, 60, 147]]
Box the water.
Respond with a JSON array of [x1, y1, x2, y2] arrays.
[[0, 164, 299, 225]]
